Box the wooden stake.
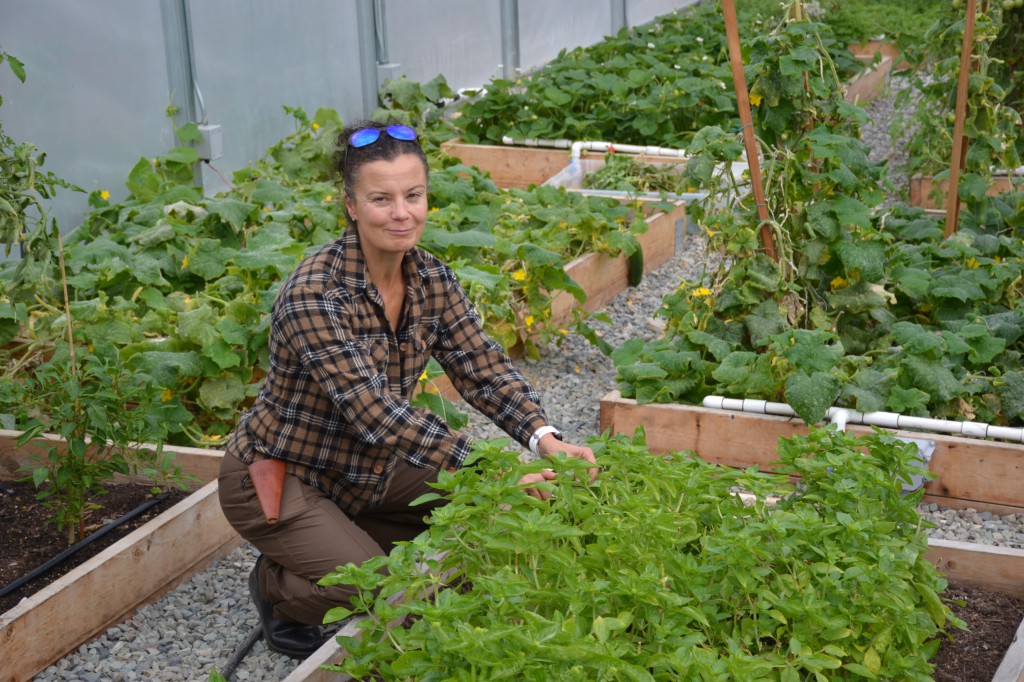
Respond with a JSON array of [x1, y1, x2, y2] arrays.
[[721, 0, 778, 260], [944, 0, 978, 237]]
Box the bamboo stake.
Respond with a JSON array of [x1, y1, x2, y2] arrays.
[[721, 0, 778, 261], [944, 0, 978, 237]]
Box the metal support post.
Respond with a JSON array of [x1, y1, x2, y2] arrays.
[[159, 0, 202, 188], [610, 0, 627, 34], [500, 0, 520, 80], [356, 0, 380, 118]]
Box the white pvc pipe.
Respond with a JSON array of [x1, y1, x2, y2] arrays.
[[702, 396, 1024, 444], [568, 140, 689, 160], [501, 135, 574, 149], [500, 135, 689, 160]]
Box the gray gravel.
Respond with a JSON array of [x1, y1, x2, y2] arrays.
[[33, 83, 1024, 681]]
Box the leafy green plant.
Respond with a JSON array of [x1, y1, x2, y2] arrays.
[[0, 101, 657, 443], [608, 7, 1024, 427], [454, 1, 860, 149], [0, 47, 82, 336], [892, 4, 1023, 196], [2, 343, 192, 544], [320, 428, 960, 680], [582, 154, 689, 195]]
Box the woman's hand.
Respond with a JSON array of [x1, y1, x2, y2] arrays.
[[517, 468, 557, 500], [537, 433, 598, 483]]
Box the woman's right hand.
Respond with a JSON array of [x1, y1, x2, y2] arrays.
[[517, 468, 557, 500]]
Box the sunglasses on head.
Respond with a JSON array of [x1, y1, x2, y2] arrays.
[[348, 124, 418, 149]]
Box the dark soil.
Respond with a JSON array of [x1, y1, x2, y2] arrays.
[[0, 479, 189, 614], [933, 583, 1024, 681], [1, 480, 1022, 679]]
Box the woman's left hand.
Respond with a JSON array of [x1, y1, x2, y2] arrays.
[[537, 433, 598, 483]]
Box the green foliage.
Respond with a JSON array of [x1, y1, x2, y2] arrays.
[[892, 4, 1023, 190], [320, 429, 960, 680], [736, 0, 945, 49], [0, 102, 652, 443], [611, 10, 1024, 427], [2, 344, 193, 544], [582, 154, 690, 196], [0, 46, 82, 292], [455, 2, 861, 149]]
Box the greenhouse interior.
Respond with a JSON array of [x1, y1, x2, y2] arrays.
[[1, 0, 1024, 680]]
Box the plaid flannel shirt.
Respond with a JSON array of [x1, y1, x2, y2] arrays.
[[227, 228, 548, 515]]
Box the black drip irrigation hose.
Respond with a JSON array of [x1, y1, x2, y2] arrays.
[[0, 491, 171, 600], [219, 624, 264, 680]]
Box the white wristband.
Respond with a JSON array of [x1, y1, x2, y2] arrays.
[[528, 425, 562, 457]]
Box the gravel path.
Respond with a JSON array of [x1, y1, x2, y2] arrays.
[[33, 82, 1024, 681]]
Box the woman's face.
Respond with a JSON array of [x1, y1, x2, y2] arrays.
[[345, 153, 428, 261]]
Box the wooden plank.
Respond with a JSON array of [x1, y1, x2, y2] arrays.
[[910, 174, 1016, 210], [549, 202, 684, 322], [844, 54, 893, 104], [599, 392, 1024, 513], [440, 139, 570, 189], [0, 429, 224, 484], [926, 539, 1024, 600], [993, 612, 1024, 682], [0, 479, 242, 682]]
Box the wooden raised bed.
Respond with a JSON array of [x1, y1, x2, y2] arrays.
[[0, 432, 237, 682], [844, 41, 897, 104], [277, 395, 1024, 682], [594, 392, 1024, 681], [598, 392, 1024, 516], [417, 201, 685, 403], [909, 173, 1019, 210], [440, 138, 571, 189]]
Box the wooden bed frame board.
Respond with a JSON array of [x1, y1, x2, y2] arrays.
[[415, 203, 684, 404], [599, 392, 1024, 515], [440, 139, 571, 189], [0, 436, 238, 682], [909, 174, 1018, 210]]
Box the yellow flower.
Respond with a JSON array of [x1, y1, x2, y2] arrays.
[[429, 207, 439, 213], [749, 92, 763, 107], [830, 276, 848, 289], [525, 315, 535, 327], [419, 369, 429, 381], [100, 190, 110, 201], [161, 388, 173, 402], [691, 287, 712, 298], [182, 255, 189, 268], [965, 257, 979, 269], [558, 328, 569, 335], [312, 122, 320, 131], [512, 269, 527, 281], [208, 434, 223, 441], [323, 195, 333, 203]]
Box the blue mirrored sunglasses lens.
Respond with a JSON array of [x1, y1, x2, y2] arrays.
[[349, 128, 382, 148], [385, 124, 418, 141]]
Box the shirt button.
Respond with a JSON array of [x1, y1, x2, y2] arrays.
[[373, 464, 384, 474], [400, 342, 409, 352]]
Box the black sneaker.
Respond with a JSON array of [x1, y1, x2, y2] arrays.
[[248, 555, 330, 659]]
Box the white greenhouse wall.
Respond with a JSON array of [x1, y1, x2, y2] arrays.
[[0, 0, 697, 244]]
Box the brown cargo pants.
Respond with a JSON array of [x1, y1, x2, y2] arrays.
[[218, 452, 444, 625]]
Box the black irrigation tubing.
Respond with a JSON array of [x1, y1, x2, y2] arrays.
[[219, 623, 264, 680], [0, 491, 171, 600]]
